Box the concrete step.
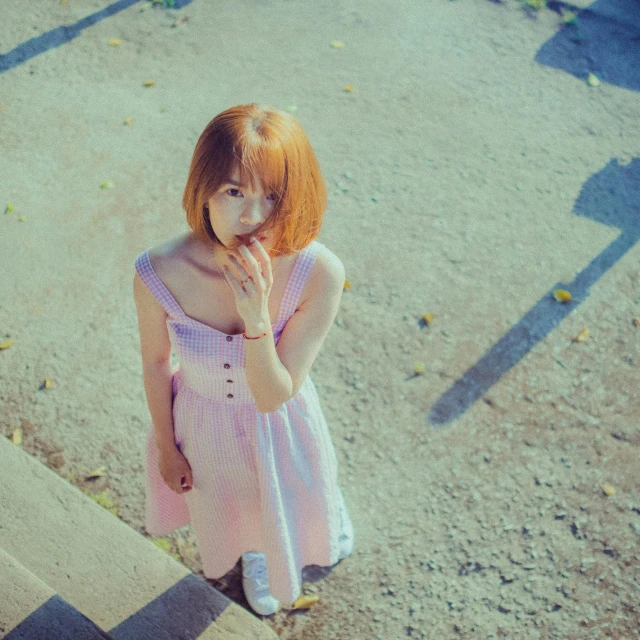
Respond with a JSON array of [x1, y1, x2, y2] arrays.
[[0, 548, 113, 639], [0, 435, 278, 639]]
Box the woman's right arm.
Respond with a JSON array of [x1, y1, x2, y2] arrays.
[[133, 271, 178, 454]]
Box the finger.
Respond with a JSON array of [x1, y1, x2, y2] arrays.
[[256, 243, 273, 284], [247, 239, 272, 278], [250, 238, 271, 266], [222, 263, 243, 290], [227, 252, 253, 282], [238, 244, 262, 277]]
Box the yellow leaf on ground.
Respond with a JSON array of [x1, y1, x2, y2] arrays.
[[86, 466, 107, 480], [11, 428, 23, 445], [415, 362, 425, 374], [330, 40, 345, 48], [5, 203, 14, 214], [124, 116, 132, 125], [0, 339, 14, 350], [633, 317, 640, 327], [143, 80, 156, 87], [422, 313, 434, 325], [601, 484, 616, 496], [343, 85, 355, 92], [108, 39, 122, 46], [18, 216, 26, 222], [292, 594, 320, 610], [343, 280, 351, 290], [43, 377, 54, 389], [553, 289, 572, 302], [587, 73, 600, 87], [100, 181, 114, 189], [571, 328, 589, 342]]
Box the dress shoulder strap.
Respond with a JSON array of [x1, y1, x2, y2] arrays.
[[277, 240, 324, 322], [134, 250, 184, 317]]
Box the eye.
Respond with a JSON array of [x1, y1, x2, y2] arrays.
[[226, 188, 277, 201]]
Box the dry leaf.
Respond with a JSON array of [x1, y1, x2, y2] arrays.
[[0, 339, 14, 350], [18, 216, 26, 222], [108, 39, 122, 46], [85, 466, 107, 480], [415, 362, 425, 375], [632, 317, 640, 327], [330, 40, 345, 48], [5, 203, 14, 214], [553, 289, 572, 302], [100, 181, 114, 189], [11, 428, 23, 445], [422, 313, 434, 325], [124, 116, 132, 125], [343, 85, 355, 92], [587, 73, 600, 87], [571, 328, 589, 342], [43, 377, 54, 389], [292, 594, 320, 610], [143, 80, 156, 87], [601, 484, 616, 496], [343, 280, 351, 290]]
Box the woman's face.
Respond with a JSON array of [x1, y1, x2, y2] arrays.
[[207, 167, 277, 253]]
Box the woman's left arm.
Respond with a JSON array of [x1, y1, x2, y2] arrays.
[[226, 240, 345, 413]]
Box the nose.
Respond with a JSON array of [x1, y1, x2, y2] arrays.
[[240, 197, 269, 226]]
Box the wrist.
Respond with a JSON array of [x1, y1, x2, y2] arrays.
[[244, 315, 271, 337], [156, 440, 179, 455]]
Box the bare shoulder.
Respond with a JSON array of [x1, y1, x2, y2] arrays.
[[303, 244, 345, 307], [146, 231, 193, 275], [315, 244, 345, 279]]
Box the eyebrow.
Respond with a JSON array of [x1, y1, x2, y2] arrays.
[[224, 179, 246, 187]]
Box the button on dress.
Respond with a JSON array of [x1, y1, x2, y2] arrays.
[[134, 239, 352, 606]]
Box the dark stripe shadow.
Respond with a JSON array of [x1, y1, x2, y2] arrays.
[[0, 0, 193, 74], [4, 594, 113, 639], [5, 572, 232, 639], [428, 157, 640, 427], [536, 0, 640, 91], [108, 572, 232, 639]]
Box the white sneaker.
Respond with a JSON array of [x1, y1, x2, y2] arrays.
[[337, 489, 354, 560], [241, 552, 280, 616]]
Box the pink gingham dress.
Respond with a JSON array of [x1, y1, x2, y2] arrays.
[[134, 239, 351, 606]]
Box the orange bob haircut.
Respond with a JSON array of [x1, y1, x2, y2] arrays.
[[182, 103, 328, 257]]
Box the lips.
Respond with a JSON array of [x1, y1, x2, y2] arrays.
[[236, 234, 267, 244]]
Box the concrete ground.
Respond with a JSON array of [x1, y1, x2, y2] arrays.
[[1, 0, 639, 638]]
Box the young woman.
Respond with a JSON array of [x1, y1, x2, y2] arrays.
[[133, 103, 354, 616]]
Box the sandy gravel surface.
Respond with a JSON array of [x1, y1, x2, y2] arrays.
[[1, 0, 639, 638]]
